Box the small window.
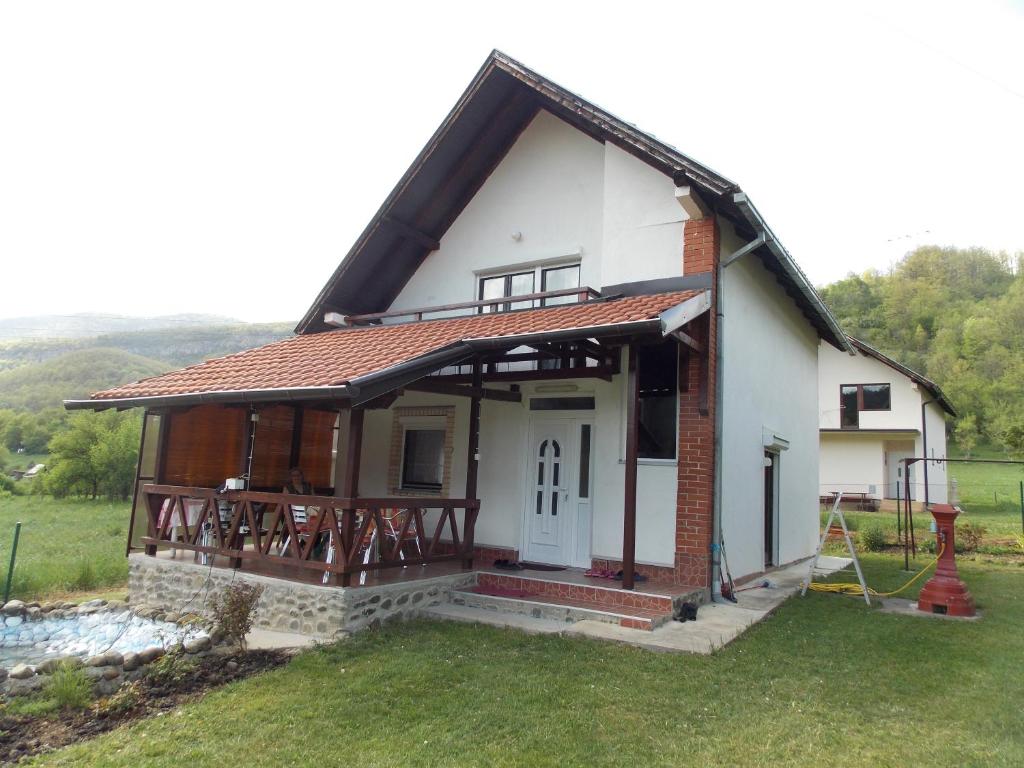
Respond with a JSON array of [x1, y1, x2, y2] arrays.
[[638, 341, 678, 460], [478, 263, 580, 313], [541, 265, 582, 306], [529, 397, 596, 411], [578, 424, 591, 499], [840, 383, 891, 429], [400, 429, 445, 491]]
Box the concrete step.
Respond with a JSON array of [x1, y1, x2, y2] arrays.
[[478, 571, 708, 615], [422, 603, 568, 634], [450, 588, 671, 631]]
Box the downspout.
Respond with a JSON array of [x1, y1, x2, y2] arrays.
[[921, 398, 935, 506], [711, 230, 765, 601]]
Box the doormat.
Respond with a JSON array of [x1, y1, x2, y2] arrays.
[[518, 562, 568, 572], [472, 585, 536, 598]]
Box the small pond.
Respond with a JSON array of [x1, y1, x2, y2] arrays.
[[0, 608, 208, 668]]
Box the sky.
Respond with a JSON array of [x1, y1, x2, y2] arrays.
[[1, 0, 1022, 324]]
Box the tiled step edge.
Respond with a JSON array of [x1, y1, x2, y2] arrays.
[[479, 572, 705, 614], [452, 589, 668, 631]]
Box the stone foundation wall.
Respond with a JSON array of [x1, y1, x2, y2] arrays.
[[128, 555, 478, 637]]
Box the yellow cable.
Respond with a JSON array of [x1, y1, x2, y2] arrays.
[[806, 542, 944, 598]]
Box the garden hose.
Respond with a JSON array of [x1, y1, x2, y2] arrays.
[[807, 542, 945, 598]]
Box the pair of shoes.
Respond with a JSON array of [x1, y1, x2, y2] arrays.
[[673, 602, 699, 622], [613, 570, 648, 582], [493, 559, 524, 571], [585, 568, 615, 579]]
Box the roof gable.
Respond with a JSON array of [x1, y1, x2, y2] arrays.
[[849, 338, 956, 417], [297, 50, 849, 353]]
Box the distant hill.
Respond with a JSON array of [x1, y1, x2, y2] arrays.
[[0, 313, 242, 341], [0, 322, 295, 372], [0, 348, 171, 411]]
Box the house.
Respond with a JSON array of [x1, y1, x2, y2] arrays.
[[819, 337, 955, 505], [67, 51, 849, 634]]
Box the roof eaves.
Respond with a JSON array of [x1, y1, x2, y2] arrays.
[[849, 337, 957, 417], [730, 192, 852, 353]]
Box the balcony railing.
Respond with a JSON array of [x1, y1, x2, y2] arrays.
[[140, 485, 480, 586]]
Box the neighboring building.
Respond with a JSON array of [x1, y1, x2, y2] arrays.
[[819, 337, 955, 504], [68, 51, 850, 633]]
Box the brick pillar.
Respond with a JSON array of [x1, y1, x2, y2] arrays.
[[675, 216, 719, 587]]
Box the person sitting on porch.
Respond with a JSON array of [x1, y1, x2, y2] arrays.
[[283, 467, 326, 558]]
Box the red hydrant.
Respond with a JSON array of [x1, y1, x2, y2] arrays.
[[917, 504, 976, 617]]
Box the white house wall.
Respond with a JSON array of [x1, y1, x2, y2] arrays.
[[354, 377, 677, 568], [387, 109, 689, 314], [720, 224, 821, 580], [818, 341, 949, 503]]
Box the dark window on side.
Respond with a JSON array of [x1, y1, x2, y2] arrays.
[[638, 341, 678, 460], [841, 383, 891, 429], [840, 385, 860, 428], [401, 429, 445, 490], [862, 384, 891, 410]]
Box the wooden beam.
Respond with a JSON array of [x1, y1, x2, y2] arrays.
[[382, 215, 440, 251], [435, 365, 618, 385], [463, 360, 483, 570], [406, 380, 521, 403], [288, 406, 304, 471], [339, 407, 364, 587], [622, 344, 639, 591], [673, 329, 704, 354]]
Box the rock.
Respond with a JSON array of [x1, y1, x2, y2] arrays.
[[105, 600, 128, 611], [101, 650, 124, 667], [26, 607, 41, 620], [2, 600, 25, 616], [9, 664, 33, 680], [122, 652, 140, 671], [183, 636, 211, 654], [86, 654, 108, 667], [5, 616, 22, 627], [0, 667, 7, 681], [163, 612, 180, 624], [37, 657, 72, 674], [77, 604, 102, 615], [82, 599, 107, 608], [138, 646, 165, 664], [101, 667, 120, 681], [225, 660, 239, 673], [40, 603, 55, 613]]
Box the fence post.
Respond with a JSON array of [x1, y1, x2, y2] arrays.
[[896, 482, 902, 543], [3, 522, 22, 604]]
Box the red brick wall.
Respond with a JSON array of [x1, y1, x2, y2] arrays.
[[675, 216, 720, 587]]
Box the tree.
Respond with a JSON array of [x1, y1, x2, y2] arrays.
[[44, 411, 140, 500], [954, 414, 979, 458]]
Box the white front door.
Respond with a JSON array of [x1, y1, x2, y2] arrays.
[[886, 451, 916, 500], [524, 419, 575, 565]]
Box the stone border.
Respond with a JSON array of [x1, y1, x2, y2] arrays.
[[0, 598, 228, 698]]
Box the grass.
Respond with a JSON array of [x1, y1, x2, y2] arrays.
[[0, 495, 131, 600], [26, 553, 1024, 767]]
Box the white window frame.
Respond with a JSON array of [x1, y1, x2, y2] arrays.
[[474, 257, 582, 312]]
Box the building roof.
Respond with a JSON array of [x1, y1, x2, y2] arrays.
[[69, 291, 699, 411], [849, 337, 957, 417], [295, 50, 850, 352]]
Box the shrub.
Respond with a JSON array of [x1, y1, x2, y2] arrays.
[[71, 558, 98, 591], [210, 582, 264, 651], [146, 651, 196, 687], [44, 660, 93, 711], [859, 525, 887, 552], [1017, 534, 1024, 554], [956, 522, 986, 553], [94, 680, 142, 718]]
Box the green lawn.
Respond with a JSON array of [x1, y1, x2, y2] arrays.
[[0, 495, 130, 599], [28, 554, 1024, 767]]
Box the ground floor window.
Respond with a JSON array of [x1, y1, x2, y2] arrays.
[[401, 428, 445, 491], [637, 341, 679, 460], [388, 407, 456, 496]]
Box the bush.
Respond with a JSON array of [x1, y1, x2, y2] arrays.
[[956, 522, 987, 552], [210, 583, 264, 651], [859, 525, 888, 552], [94, 680, 142, 718], [44, 660, 93, 710], [146, 651, 196, 687]]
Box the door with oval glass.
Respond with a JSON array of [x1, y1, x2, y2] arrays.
[[524, 418, 579, 565]]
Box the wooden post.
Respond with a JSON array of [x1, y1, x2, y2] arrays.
[[289, 406, 305, 471], [463, 360, 482, 569], [622, 344, 639, 590], [145, 413, 172, 557], [339, 407, 364, 586]]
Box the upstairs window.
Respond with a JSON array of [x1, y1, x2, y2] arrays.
[[638, 341, 679, 460], [840, 383, 891, 428], [478, 263, 580, 313]]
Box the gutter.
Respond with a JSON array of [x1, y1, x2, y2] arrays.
[[64, 384, 361, 412]]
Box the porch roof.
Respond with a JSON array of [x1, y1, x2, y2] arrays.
[[67, 290, 703, 411]]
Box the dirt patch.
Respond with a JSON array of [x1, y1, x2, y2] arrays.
[[0, 649, 291, 764]]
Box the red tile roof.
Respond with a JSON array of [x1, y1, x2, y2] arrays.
[[88, 292, 698, 402]]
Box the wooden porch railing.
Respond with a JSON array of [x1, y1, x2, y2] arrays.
[[140, 484, 480, 587]]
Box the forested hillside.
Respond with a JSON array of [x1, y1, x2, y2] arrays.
[[819, 245, 1024, 452]]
